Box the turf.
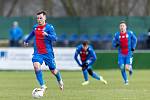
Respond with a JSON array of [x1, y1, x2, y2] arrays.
[[0, 70, 150, 100]]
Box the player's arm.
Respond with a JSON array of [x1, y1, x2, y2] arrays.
[[131, 31, 137, 51], [24, 31, 35, 46], [112, 33, 119, 48], [44, 25, 57, 41], [86, 48, 97, 66], [74, 48, 82, 67]]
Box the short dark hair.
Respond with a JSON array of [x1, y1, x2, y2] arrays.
[[120, 20, 126, 25], [36, 10, 47, 16], [82, 40, 89, 46]]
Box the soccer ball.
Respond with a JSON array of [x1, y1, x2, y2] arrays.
[[32, 88, 44, 99]]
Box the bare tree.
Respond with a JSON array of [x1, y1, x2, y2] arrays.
[[1, 0, 150, 17], [0, 0, 4, 16], [145, 0, 150, 15], [6, 0, 18, 17], [43, 0, 53, 16], [60, 0, 77, 16]]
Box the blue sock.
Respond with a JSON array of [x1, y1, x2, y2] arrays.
[[55, 71, 62, 81], [91, 72, 100, 80], [82, 70, 88, 81], [121, 69, 127, 83], [35, 70, 44, 86]]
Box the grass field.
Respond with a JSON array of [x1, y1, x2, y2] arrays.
[[0, 70, 150, 100]]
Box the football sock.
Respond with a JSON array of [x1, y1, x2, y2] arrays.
[[55, 71, 62, 82], [121, 69, 127, 83], [35, 70, 44, 86], [82, 70, 88, 81], [120, 64, 128, 83], [91, 72, 100, 80]]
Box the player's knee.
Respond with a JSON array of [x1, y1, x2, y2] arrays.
[[51, 69, 58, 75], [33, 62, 41, 71], [120, 64, 125, 71], [87, 69, 93, 76], [125, 64, 130, 71]]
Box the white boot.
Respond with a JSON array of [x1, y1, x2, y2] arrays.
[[100, 76, 107, 84], [41, 85, 47, 93], [58, 80, 64, 91], [82, 81, 89, 86]]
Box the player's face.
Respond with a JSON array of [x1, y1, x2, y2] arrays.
[[83, 45, 88, 51], [37, 13, 46, 25], [119, 23, 127, 33]]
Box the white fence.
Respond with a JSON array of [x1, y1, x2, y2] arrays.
[[0, 47, 80, 70]]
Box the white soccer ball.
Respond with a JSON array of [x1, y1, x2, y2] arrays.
[[32, 88, 44, 99]]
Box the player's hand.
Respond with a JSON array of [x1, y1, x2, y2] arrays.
[[131, 48, 135, 51], [43, 32, 48, 36], [82, 63, 88, 70], [24, 42, 29, 47]]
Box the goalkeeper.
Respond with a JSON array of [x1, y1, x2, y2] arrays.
[[74, 40, 107, 85]]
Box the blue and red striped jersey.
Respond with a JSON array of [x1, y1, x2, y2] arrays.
[[112, 30, 137, 55], [24, 23, 57, 54], [74, 44, 97, 66]]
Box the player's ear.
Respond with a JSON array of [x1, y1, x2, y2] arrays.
[[45, 15, 46, 20]]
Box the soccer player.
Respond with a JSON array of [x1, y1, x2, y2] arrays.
[[74, 41, 107, 85], [112, 21, 137, 85], [24, 10, 64, 92]]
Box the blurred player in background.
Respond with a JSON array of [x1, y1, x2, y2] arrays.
[[74, 41, 107, 85], [24, 10, 64, 92], [9, 21, 23, 47], [112, 21, 137, 85]]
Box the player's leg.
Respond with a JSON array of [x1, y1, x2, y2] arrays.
[[32, 54, 47, 91], [125, 55, 133, 76], [44, 53, 64, 90], [87, 67, 100, 80], [49, 64, 64, 90], [120, 64, 128, 85], [81, 68, 89, 85], [87, 68, 107, 84], [51, 69, 64, 90], [129, 64, 133, 76], [125, 64, 132, 75], [118, 55, 128, 84]]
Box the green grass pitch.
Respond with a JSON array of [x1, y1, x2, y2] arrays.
[[0, 70, 150, 100]]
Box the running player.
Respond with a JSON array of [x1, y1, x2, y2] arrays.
[[24, 10, 64, 92], [112, 21, 137, 85]]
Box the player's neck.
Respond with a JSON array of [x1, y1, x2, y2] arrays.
[[120, 30, 126, 34], [39, 22, 46, 26]]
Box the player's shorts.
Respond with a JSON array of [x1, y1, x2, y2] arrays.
[[32, 52, 56, 70], [118, 54, 133, 67]]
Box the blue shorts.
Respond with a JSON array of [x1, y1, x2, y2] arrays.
[[32, 52, 56, 70], [118, 54, 133, 66]]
